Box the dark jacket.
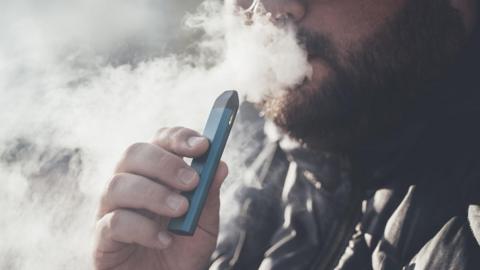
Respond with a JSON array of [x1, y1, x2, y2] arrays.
[[210, 24, 480, 270]]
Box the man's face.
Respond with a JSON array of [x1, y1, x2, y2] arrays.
[[237, 0, 468, 150]]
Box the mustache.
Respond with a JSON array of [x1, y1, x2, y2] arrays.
[[296, 28, 338, 67]]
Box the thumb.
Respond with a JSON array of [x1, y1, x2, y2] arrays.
[[197, 161, 228, 236]]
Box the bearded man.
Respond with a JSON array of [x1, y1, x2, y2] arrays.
[[93, 0, 480, 269]]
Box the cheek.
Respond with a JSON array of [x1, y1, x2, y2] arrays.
[[302, 0, 407, 52]]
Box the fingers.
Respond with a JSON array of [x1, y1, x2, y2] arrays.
[[115, 142, 199, 190], [97, 126, 228, 255], [152, 127, 209, 157], [98, 173, 189, 218], [96, 209, 173, 251]]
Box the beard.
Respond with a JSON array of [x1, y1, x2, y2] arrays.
[[261, 0, 468, 151]]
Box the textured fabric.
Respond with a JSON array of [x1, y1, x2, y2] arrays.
[[210, 16, 480, 270], [211, 107, 480, 270]]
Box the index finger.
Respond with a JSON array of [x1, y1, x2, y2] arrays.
[[152, 127, 209, 157]]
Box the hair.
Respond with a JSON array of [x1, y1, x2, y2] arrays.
[[262, 0, 470, 152]]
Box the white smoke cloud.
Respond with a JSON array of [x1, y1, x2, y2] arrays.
[[0, 0, 310, 269]]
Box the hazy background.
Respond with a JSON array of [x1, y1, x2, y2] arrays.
[[0, 0, 310, 268]]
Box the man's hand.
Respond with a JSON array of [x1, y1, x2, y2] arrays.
[[94, 127, 228, 270]]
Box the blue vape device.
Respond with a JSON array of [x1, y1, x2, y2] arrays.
[[168, 90, 239, 235]]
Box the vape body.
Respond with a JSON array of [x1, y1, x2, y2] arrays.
[[168, 90, 239, 235]]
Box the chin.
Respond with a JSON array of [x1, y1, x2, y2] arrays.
[[260, 61, 364, 151]]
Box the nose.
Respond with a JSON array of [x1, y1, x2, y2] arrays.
[[261, 0, 307, 23]]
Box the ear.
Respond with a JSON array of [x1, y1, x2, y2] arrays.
[[449, 0, 477, 33]]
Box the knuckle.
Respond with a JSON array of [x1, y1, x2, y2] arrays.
[[162, 158, 185, 181], [107, 211, 124, 237], [167, 127, 183, 145], [155, 127, 170, 141], [170, 126, 184, 134], [165, 127, 181, 140], [106, 173, 126, 195], [96, 214, 112, 239], [175, 126, 197, 138], [156, 148, 170, 166], [156, 127, 169, 136], [155, 127, 180, 148], [170, 138, 185, 151], [143, 183, 162, 202], [157, 149, 183, 171], [124, 142, 147, 157]]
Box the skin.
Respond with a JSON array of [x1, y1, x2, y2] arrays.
[[258, 0, 476, 151], [94, 127, 228, 270], [93, 1, 477, 269]]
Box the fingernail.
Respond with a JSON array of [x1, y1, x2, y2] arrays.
[[187, 136, 205, 148], [166, 195, 184, 211], [158, 232, 172, 247], [177, 168, 198, 185]]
